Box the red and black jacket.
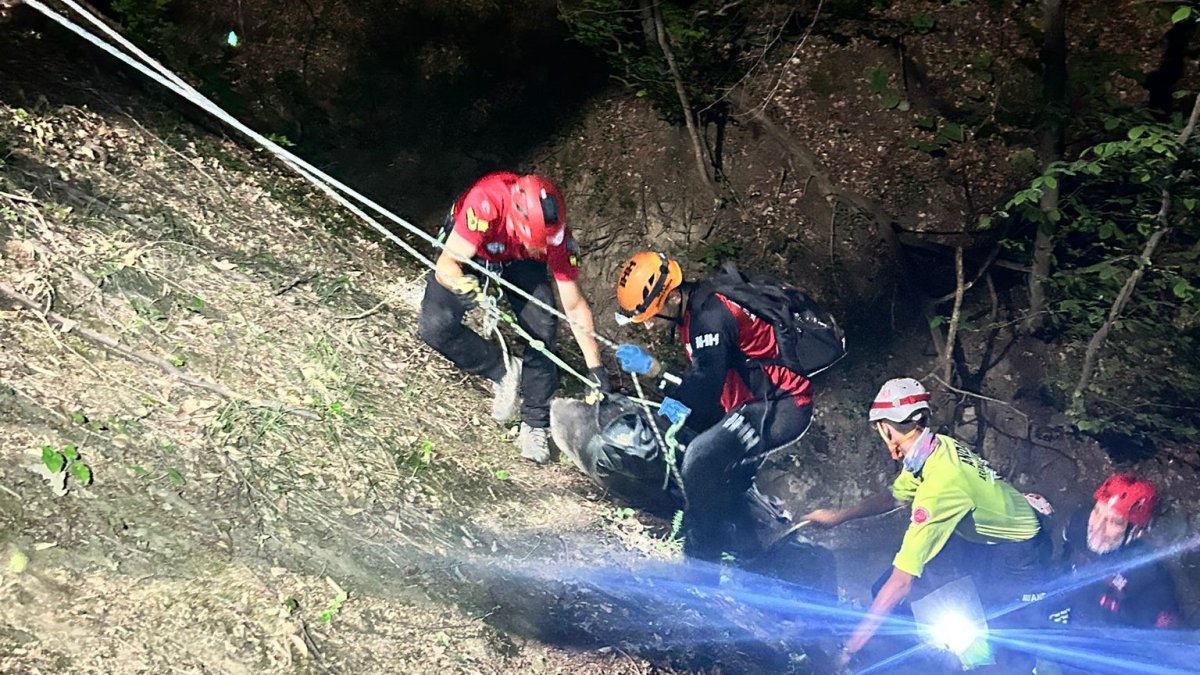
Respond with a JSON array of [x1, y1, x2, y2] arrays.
[[664, 283, 812, 431]]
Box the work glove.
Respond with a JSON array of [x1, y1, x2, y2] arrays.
[[616, 343, 658, 375], [658, 397, 690, 424], [589, 366, 612, 393], [445, 274, 482, 308]]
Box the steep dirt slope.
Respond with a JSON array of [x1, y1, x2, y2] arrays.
[[0, 33, 851, 675]]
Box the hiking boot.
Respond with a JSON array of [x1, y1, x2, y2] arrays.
[[491, 356, 522, 423], [517, 423, 551, 464]]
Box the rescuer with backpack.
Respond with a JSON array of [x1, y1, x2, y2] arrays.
[[419, 172, 609, 464], [612, 251, 844, 562]]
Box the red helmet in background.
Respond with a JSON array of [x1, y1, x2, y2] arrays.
[[1095, 473, 1158, 527], [509, 174, 565, 250]]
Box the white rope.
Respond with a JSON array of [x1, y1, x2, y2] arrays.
[[28, 0, 621, 354]]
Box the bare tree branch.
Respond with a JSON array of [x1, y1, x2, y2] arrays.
[[940, 246, 965, 385], [648, 0, 715, 193]]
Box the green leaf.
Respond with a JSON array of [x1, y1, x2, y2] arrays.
[[62, 445, 80, 461], [1128, 126, 1147, 140], [913, 116, 937, 130], [70, 461, 92, 485], [72, 412, 87, 425], [167, 468, 185, 485], [1172, 6, 1192, 23], [881, 93, 903, 109], [939, 123, 964, 143], [1173, 280, 1192, 298], [42, 446, 66, 474], [494, 469, 511, 481], [1043, 175, 1057, 190], [867, 67, 888, 94], [978, 215, 993, 230], [635, 89, 648, 98], [1173, 90, 1192, 99]]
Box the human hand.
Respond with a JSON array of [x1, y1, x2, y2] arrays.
[[449, 275, 481, 298], [658, 397, 690, 424], [615, 344, 656, 375], [799, 508, 843, 530]]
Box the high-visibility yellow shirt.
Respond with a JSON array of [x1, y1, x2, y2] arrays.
[[890, 434, 1041, 577]]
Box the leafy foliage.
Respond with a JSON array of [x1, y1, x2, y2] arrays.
[[997, 108, 1200, 447], [111, 0, 177, 49], [560, 1, 760, 125], [41, 444, 93, 487]]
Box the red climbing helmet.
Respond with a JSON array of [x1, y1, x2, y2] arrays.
[[509, 174, 566, 250], [1094, 473, 1158, 527]]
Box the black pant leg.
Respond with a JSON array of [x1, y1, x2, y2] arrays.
[[418, 270, 505, 381], [500, 260, 560, 429], [680, 398, 812, 560]]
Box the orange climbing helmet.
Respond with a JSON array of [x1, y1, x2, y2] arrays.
[[508, 174, 566, 250], [616, 251, 683, 323]]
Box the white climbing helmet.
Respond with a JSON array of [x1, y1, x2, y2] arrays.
[[868, 377, 931, 423]]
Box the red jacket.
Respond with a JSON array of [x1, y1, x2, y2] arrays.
[[671, 286, 812, 429], [450, 172, 579, 281]]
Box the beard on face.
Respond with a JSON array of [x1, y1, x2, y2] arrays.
[[1086, 526, 1123, 555]]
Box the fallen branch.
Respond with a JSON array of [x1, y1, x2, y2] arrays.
[[335, 297, 390, 321], [273, 271, 317, 296], [929, 374, 1029, 421], [0, 189, 38, 204], [0, 282, 320, 420], [119, 110, 232, 200]]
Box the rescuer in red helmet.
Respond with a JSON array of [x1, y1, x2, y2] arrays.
[[1054, 473, 1182, 629], [419, 172, 608, 463]]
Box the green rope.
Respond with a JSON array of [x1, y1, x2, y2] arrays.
[[661, 417, 687, 492], [629, 374, 686, 496], [480, 293, 598, 390]]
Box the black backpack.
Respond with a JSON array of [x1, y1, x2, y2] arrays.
[[705, 262, 846, 377]]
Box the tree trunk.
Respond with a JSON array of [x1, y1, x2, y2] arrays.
[[1072, 93, 1200, 403], [1027, 0, 1069, 331], [650, 1, 714, 193], [638, 0, 656, 46]]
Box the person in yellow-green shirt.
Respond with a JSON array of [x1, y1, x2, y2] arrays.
[[801, 377, 1050, 669]]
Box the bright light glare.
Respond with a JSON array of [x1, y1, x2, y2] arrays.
[[929, 610, 980, 655]]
